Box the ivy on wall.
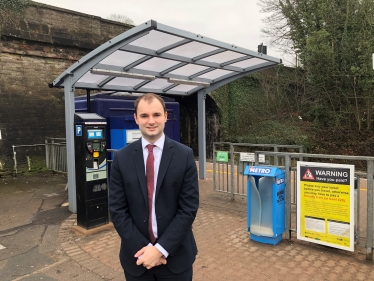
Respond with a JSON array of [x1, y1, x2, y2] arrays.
[[211, 74, 276, 139], [0, 0, 32, 32], [211, 75, 260, 138], [0, 0, 32, 11]]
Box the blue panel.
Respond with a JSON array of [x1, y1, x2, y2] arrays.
[[109, 116, 140, 150], [110, 129, 126, 150], [166, 104, 180, 142], [124, 115, 135, 121], [110, 116, 139, 130], [75, 100, 87, 112], [273, 175, 285, 235], [250, 233, 283, 245], [244, 166, 279, 177]]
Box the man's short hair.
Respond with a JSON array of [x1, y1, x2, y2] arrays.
[[134, 93, 166, 115]]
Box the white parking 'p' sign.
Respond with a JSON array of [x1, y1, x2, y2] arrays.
[[76, 125, 82, 136]]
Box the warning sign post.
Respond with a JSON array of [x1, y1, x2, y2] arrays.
[[297, 161, 355, 252]]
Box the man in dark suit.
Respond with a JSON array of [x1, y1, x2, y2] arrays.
[[109, 93, 199, 281]]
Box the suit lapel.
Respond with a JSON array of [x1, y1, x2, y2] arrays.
[[133, 140, 148, 207], [156, 137, 173, 199]]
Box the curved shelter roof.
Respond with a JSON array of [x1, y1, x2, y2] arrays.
[[53, 20, 281, 95], [52, 20, 282, 213]]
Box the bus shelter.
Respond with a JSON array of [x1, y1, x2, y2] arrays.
[[52, 20, 281, 212]]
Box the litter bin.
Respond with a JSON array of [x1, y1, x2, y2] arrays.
[[244, 166, 285, 245]]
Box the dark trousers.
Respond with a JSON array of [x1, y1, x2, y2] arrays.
[[124, 266, 193, 281]]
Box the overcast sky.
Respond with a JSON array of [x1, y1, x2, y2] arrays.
[[35, 0, 286, 62]]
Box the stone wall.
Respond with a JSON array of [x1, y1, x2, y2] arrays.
[[0, 3, 132, 170]]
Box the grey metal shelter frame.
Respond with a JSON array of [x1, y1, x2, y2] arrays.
[[52, 20, 282, 213]]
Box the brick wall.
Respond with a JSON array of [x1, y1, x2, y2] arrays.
[[0, 4, 132, 170]]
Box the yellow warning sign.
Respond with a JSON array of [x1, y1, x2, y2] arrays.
[[297, 162, 354, 252]]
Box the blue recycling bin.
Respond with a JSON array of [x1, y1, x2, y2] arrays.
[[244, 166, 285, 245]]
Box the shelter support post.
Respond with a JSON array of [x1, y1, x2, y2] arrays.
[[274, 146, 278, 166], [284, 155, 291, 240], [366, 160, 374, 260], [64, 76, 77, 213], [197, 90, 206, 180], [230, 143, 235, 200]]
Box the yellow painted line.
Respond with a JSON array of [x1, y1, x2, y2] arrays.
[[197, 169, 230, 174]]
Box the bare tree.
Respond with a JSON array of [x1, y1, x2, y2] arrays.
[[258, 0, 294, 56], [258, 0, 374, 130], [107, 14, 134, 25]]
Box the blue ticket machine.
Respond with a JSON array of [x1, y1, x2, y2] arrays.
[[244, 166, 285, 245]]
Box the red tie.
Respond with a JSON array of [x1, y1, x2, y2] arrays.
[[146, 144, 156, 244]]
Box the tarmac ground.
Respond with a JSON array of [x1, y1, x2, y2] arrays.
[[0, 171, 373, 281]]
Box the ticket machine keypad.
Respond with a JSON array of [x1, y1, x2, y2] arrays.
[[86, 142, 106, 154]]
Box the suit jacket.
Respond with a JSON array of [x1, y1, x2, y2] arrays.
[[109, 136, 199, 276]]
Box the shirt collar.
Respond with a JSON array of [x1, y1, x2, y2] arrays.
[[141, 134, 165, 150]]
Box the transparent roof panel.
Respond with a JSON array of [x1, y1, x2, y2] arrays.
[[230, 57, 268, 69], [134, 57, 180, 72], [171, 84, 198, 93], [166, 42, 218, 58], [202, 51, 246, 64], [198, 69, 233, 80], [100, 50, 145, 67], [129, 30, 184, 50], [53, 20, 281, 96], [169, 64, 209, 76], [106, 77, 146, 87], [140, 78, 172, 90], [77, 72, 106, 84]]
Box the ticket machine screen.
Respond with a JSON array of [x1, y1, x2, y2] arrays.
[[85, 127, 106, 156], [87, 129, 103, 139]]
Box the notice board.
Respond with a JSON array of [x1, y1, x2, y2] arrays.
[[297, 161, 354, 252]]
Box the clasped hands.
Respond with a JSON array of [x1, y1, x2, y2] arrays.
[[135, 245, 167, 270]]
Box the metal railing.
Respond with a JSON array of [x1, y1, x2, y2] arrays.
[[45, 138, 67, 173], [212, 142, 303, 200], [12, 144, 46, 175]]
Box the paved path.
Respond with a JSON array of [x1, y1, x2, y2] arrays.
[[60, 178, 373, 281]]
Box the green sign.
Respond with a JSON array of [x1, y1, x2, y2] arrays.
[[216, 151, 229, 162]]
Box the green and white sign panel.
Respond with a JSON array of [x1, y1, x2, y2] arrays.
[[216, 151, 229, 162]]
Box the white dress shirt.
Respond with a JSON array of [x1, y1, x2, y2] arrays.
[[141, 134, 169, 258]]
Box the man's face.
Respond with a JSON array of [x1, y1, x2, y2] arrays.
[[134, 98, 167, 143]]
